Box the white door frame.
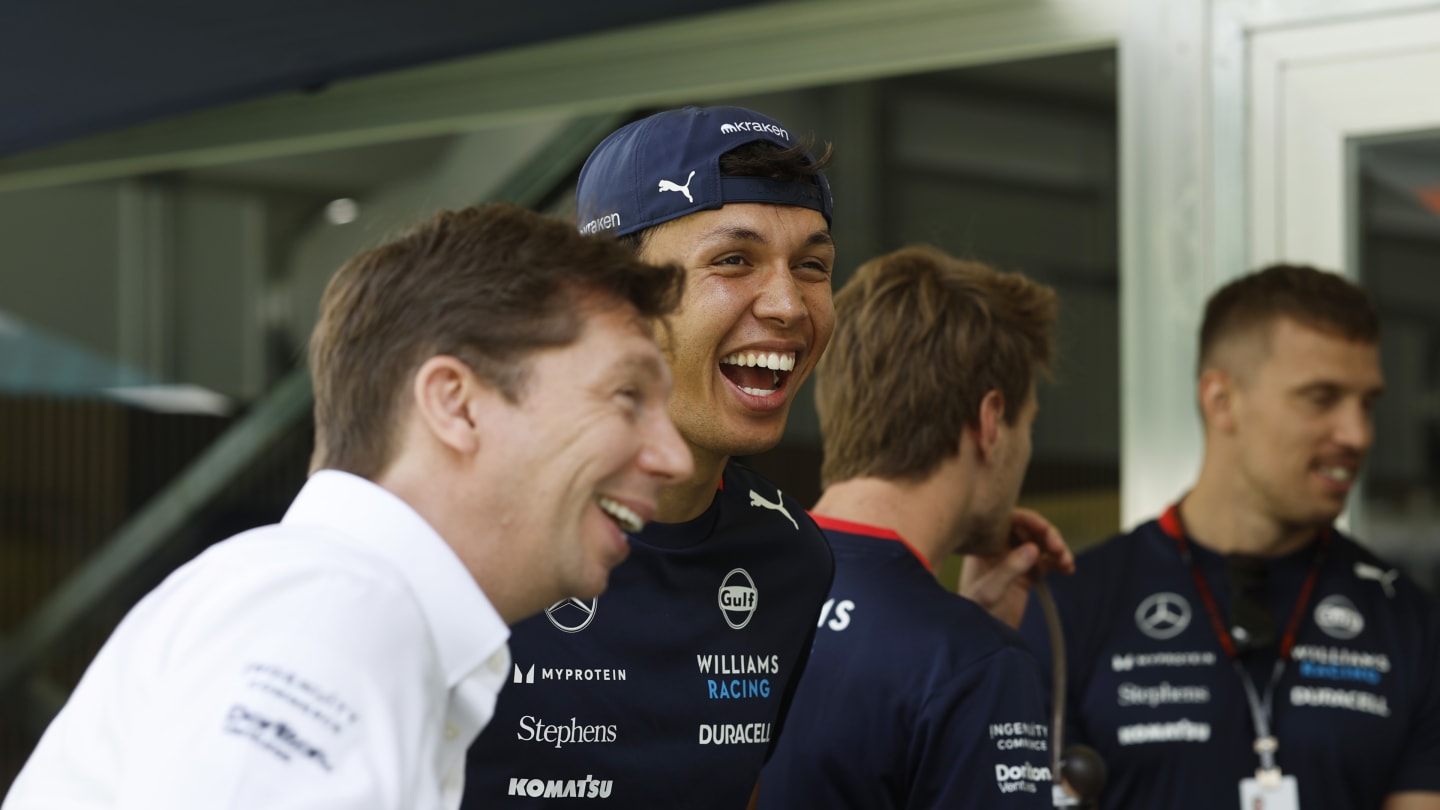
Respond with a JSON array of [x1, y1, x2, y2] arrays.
[[1250, 8, 1440, 272], [1121, 0, 1440, 528]]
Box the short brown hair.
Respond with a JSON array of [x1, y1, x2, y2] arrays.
[[1198, 263, 1379, 374], [816, 246, 1057, 488], [308, 202, 684, 478]]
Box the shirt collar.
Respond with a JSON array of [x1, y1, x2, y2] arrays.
[[282, 470, 509, 687], [808, 512, 934, 573]]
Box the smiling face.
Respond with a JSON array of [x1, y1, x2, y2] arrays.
[[483, 297, 692, 605], [1217, 317, 1384, 529], [638, 203, 835, 466]]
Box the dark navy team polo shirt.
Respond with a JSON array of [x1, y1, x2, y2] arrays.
[[1020, 509, 1440, 810], [758, 515, 1054, 809], [462, 461, 834, 808]]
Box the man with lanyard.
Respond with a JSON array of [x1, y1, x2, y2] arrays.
[[1020, 264, 1440, 809], [755, 246, 1070, 808]]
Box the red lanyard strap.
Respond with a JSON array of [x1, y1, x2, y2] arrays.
[[1158, 504, 1329, 662], [1158, 503, 1332, 779]]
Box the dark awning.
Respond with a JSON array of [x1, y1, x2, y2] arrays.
[[1, 0, 766, 157]]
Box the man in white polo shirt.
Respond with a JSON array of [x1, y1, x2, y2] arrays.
[[2, 202, 692, 810]]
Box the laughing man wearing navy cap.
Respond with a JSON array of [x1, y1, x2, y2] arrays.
[[463, 106, 840, 808]]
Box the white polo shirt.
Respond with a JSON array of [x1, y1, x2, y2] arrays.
[[4, 470, 510, 810]]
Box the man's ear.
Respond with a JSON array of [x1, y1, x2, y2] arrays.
[[974, 389, 1006, 463], [411, 355, 493, 455], [1198, 368, 1237, 434]]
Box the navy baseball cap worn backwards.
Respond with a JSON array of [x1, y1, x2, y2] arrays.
[[575, 105, 833, 238]]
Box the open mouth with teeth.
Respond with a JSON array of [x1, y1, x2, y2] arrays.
[[1317, 466, 1354, 483], [596, 495, 644, 533], [1315, 465, 1357, 488], [719, 351, 796, 397]]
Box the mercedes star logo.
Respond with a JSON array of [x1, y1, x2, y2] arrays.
[[1135, 592, 1192, 640], [545, 597, 598, 633]]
